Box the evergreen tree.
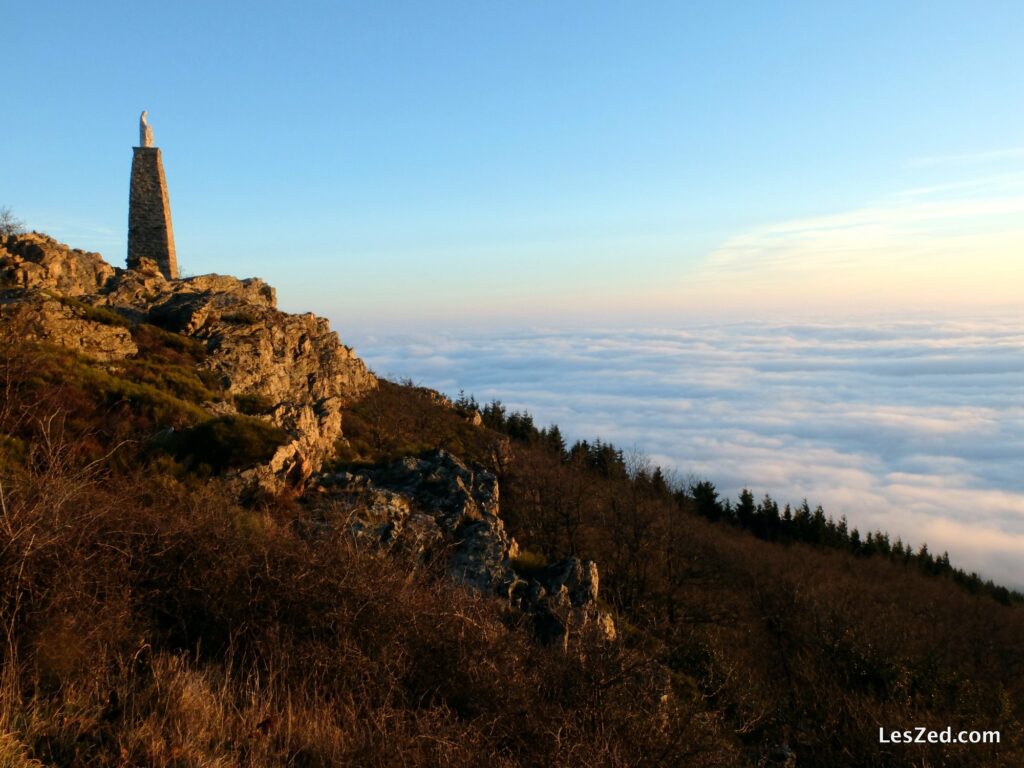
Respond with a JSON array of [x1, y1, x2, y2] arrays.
[[756, 493, 780, 539], [810, 505, 828, 544], [544, 424, 567, 460], [690, 480, 723, 521], [736, 489, 756, 529], [793, 500, 812, 540], [835, 515, 850, 547], [850, 528, 862, 553], [482, 400, 507, 430], [650, 466, 670, 496]]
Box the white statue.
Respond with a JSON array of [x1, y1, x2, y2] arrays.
[[140, 110, 154, 147]]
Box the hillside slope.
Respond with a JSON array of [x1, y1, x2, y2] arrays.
[[1, 232, 1021, 767]]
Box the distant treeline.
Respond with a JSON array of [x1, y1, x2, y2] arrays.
[[467, 394, 1022, 606]]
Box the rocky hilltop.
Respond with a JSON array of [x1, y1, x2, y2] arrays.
[[0, 232, 376, 492], [0, 231, 614, 642]]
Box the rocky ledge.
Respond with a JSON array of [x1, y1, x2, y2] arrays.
[[315, 449, 617, 645], [0, 232, 377, 492]]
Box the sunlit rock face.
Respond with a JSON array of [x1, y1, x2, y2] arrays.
[[1, 232, 115, 295], [0, 231, 377, 493]]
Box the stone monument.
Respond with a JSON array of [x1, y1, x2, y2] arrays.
[[139, 110, 154, 147], [127, 110, 177, 279]]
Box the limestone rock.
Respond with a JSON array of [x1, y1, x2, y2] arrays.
[[529, 557, 617, 645], [331, 450, 521, 593], [323, 450, 616, 643], [338, 481, 445, 560], [124, 277, 377, 492], [1, 233, 115, 296], [539, 557, 601, 607], [0, 293, 136, 362], [0, 232, 377, 493]]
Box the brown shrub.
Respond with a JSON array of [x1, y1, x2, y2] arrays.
[[0, 419, 737, 767]]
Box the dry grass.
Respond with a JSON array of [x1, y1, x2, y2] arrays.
[[4, 319, 1022, 766], [0, 414, 736, 767], [338, 378, 1024, 767]]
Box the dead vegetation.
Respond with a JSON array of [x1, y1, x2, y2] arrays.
[[0, 324, 737, 766], [1, 318, 1022, 766], [0, 435, 734, 766], [341, 380, 1024, 767]]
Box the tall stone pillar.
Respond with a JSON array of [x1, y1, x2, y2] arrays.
[[127, 112, 177, 279]]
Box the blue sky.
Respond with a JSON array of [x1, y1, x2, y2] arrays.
[[5, 3, 1023, 582], [3, 1, 1023, 327]]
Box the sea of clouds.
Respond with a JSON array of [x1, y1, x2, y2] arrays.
[[351, 316, 1024, 587]]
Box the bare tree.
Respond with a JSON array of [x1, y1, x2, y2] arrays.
[[0, 206, 25, 238]]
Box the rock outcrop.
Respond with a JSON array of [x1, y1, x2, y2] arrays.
[[0, 292, 137, 361], [0, 232, 376, 492], [99, 261, 376, 491], [319, 450, 617, 644], [2, 231, 617, 646], [1, 232, 115, 296]]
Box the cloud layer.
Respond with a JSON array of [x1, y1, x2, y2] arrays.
[[354, 316, 1024, 587]]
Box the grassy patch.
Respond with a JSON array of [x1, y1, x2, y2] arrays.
[[124, 325, 226, 404], [172, 415, 289, 474], [132, 323, 207, 365], [54, 296, 131, 327], [122, 359, 220, 404], [235, 392, 276, 415], [30, 344, 210, 430], [511, 549, 549, 579], [336, 379, 502, 469]]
